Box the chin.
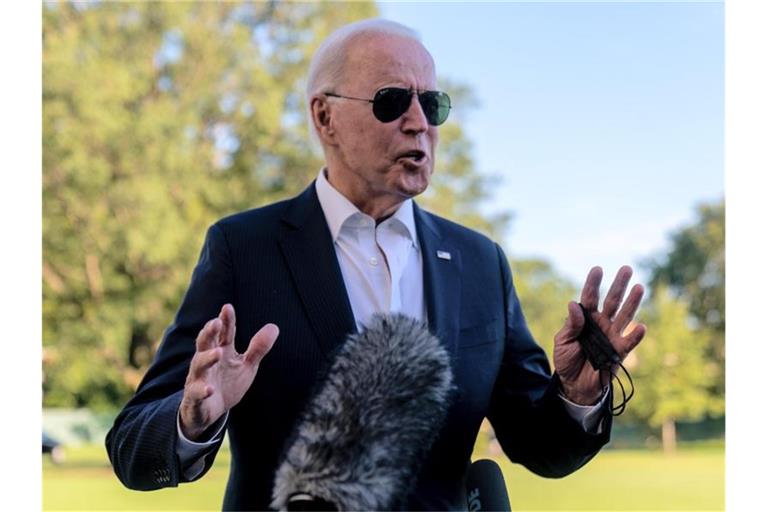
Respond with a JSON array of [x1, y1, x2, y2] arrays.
[[396, 173, 430, 198]]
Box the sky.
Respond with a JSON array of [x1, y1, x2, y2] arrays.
[[379, 1, 724, 288]]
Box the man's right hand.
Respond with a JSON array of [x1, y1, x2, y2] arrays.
[[180, 304, 279, 440]]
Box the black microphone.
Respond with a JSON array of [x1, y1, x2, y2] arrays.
[[271, 313, 454, 511], [466, 459, 511, 511]]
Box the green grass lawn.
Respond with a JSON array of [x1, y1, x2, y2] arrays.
[[43, 442, 723, 511], [499, 445, 724, 511]]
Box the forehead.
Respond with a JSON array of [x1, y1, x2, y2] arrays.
[[343, 33, 436, 90]]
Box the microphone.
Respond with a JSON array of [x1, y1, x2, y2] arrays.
[[271, 313, 454, 511], [466, 459, 511, 511]]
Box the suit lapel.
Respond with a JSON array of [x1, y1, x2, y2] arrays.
[[414, 203, 462, 358], [277, 188, 462, 359], [278, 183, 356, 359]]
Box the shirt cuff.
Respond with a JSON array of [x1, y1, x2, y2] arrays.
[[176, 410, 228, 480], [559, 387, 609, 434]]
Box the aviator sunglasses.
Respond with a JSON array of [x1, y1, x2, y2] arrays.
[[325, 87, 451, 126]]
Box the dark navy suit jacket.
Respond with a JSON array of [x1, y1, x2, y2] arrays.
[[106, 183, 611, 510]]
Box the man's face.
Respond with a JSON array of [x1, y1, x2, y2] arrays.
[[325, 34, 439, 206]]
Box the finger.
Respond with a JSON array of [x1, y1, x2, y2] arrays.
[[244, 324, 280, 366], [613, 283, 645, 335], [196, 318, 222, 352], [219, 304, 236, 347], [554, 302, 584, 344], [579, 267, 603, 310], [184, 379, 215, 404], [618, 322, 646, 357], [189, 347, 222, 380], [601, 265, 633, 319]]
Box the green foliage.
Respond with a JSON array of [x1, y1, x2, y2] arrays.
[[644, 199, 725, 415], [42, 2, 506, 408], [43, 1, 378, 408], [510, 258, 577, 360], [647, 200, 724, 332], [626, 286, 715, 430]]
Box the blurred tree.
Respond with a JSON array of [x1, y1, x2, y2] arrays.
[[43, 2, 508, 408], [625, 286, 713, 452], [644, 200, 724, 418], [42, 1, 377, 409], [510, 258, 578, 360]]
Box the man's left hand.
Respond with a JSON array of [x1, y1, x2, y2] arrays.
[[554, 265, 646, 405]]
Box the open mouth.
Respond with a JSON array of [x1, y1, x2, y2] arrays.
[[397, 150, 427, 164]]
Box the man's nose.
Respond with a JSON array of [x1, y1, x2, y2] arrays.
[[400, 93, 429, 134]]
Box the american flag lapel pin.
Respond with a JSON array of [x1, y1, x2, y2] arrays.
[[436, 250, 451, 261]]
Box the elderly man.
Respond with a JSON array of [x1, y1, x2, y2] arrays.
[[107, 19, 645, 510]]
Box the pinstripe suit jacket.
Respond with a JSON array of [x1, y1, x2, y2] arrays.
[[106, 183, 611, 510]]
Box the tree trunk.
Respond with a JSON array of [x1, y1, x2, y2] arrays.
[[662, 418, 677, 453]]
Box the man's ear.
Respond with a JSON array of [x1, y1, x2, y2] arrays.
[[310, 96, 336, 145]]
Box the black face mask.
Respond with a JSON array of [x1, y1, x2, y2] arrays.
[[577, 303, 635, 416]]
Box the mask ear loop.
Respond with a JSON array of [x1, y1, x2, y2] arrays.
[[609, 362, 635, 416], [619, 362, 635, 402]]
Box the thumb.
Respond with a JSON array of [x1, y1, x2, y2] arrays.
[[554, 301, 585, 344], [244, 323, 279, 366]]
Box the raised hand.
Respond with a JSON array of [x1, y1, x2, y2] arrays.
[[179, 304, 279, 440], [553, 266, 646, 405]]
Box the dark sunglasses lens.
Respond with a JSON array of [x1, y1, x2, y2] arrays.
[[371, 88, 451, 125], [372, 88, 412, 123], [419, 91, 451, 126]]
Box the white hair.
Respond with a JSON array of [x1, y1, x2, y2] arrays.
[[306, 18, 421, 102], [304, 19, 423, 144]]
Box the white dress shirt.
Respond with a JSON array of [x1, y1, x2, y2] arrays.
[[314, 167, 425, 331], [175, 169, 606, 478]]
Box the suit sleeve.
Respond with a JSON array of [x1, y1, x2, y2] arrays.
[[486, 244, 612, 478], [105, 223, 233, 490]]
